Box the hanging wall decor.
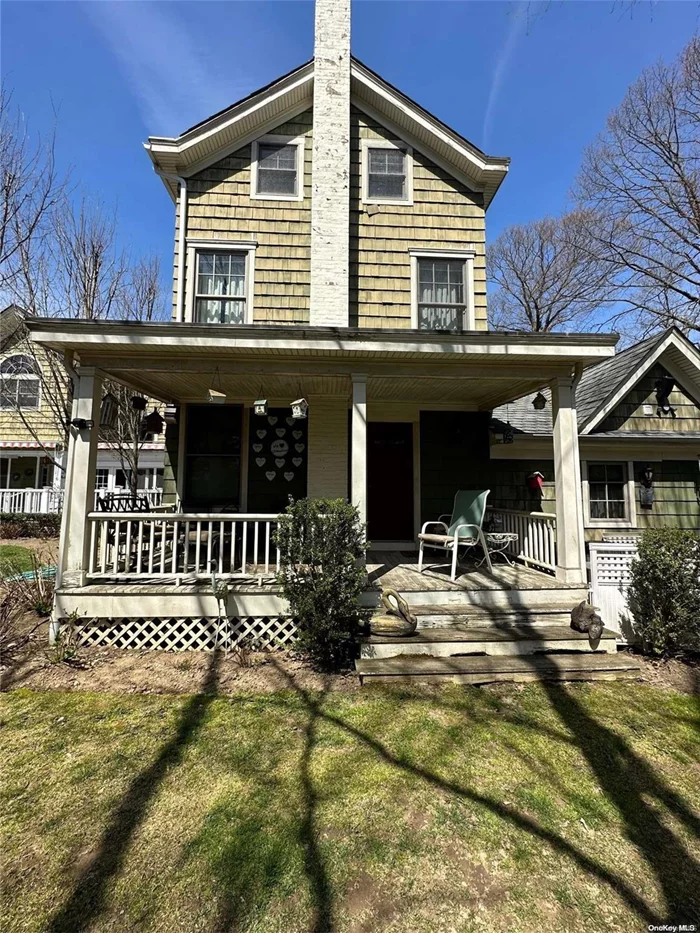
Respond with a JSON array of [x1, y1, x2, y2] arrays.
[[290, 397, 309, 420], [254, 397, 268, 416], [99, 392, 118, 429], [208, 367, 226, 404], [247, 406, 308, 512]]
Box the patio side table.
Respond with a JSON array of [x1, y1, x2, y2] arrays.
[[476, 532, 519, 567]]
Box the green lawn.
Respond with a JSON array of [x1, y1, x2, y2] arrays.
[[1, 672, 699, 932], [0, 544, 33, 577]]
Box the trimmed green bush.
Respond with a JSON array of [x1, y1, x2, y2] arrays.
[[0, 513, 62, 539], [276, 497, 370, 670], [628, 528, 700, 656]]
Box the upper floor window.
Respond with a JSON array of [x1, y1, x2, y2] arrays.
[[251, 135, 305, 201], [417, 258, 465, 331], [362, 139, 413, 205], [194, 251, 247, 324], [0, 355, 40, 409]]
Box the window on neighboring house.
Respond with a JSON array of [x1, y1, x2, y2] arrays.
[[417, 258, 466, 331], [95, 469, 109, 490], [0, 355, 41, 409], [254, 139, 301, 198], [588, 463, 627, 520], [194, 251, 247, 324]]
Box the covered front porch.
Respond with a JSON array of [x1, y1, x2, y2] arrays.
[[27, 319, 617, 627]]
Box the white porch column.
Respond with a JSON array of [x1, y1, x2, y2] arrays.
[[351, 374, 367, 530], [551, 375, 585, 584], [59, 367, 103, 590]]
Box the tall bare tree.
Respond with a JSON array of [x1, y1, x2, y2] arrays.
[[487, 210, 616, 331], [0, 90, 66, 291], [576, 34, 700, 334]]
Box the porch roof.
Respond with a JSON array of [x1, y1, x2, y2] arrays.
[[27, 318, 618, 410]]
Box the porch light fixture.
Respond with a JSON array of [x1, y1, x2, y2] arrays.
[[70, 417, 94, 431], [143, 408, 164, 436], [254, 397, 268, 417], [99, 392, 118, 429], [532, 392, 547, 411], [131, 395, 147, 412], [290, 397, 309, 420]]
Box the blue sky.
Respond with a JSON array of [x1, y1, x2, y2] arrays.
[[3, 0, 698, 275]]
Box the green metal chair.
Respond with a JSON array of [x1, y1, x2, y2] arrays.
[[418, 489, 493, 580]]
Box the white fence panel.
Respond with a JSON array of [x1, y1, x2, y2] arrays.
[[0, 487, 64, 514], [589, 542, 638, 641], [487, 508, 557, 574]]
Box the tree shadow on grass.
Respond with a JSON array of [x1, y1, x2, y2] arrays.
[[270, 657, 700, 927], [46, 651, 223, 933]]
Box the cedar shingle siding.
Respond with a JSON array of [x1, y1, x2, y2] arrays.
[[176, 106, 488, 329]]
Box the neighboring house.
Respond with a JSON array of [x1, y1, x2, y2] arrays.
[[29, 0, 651, 675], [490, 327, 700, 544], [0, 305, 165, 513]]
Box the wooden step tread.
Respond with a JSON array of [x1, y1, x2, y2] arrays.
[[410, 604, 575, 617], [356, 652, 641, 684], [361, 625, 617, 646]]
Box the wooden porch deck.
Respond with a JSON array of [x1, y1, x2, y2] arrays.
[[365, 551, 575, 593]]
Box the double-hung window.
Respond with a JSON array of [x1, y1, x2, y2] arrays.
[[0, 355, 41, 409], [588, 463, 627, 520], [251, 136, 304, 201], [362, 140, 412, 204], [417, 258, 466, 331], [194, 251, 247, 324]]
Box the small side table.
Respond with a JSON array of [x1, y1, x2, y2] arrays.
[[477, 532, 519, 567]]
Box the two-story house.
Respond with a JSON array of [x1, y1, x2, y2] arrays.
[[29, 0, 651, 677]]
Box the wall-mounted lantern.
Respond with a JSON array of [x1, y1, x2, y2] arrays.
[[640, 464, 655, 509], [532, 392, 547, 411], [290, 397, 309, 420]]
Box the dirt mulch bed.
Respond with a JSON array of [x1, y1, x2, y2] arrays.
[[628, 649, 700, 695], [1, 615, 359, 696]]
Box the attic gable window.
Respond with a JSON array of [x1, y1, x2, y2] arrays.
[[361, 139, 413, 205], [251, 135, 305, 201], [0, 354, 40, 409]]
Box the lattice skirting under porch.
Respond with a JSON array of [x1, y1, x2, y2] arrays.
[[73, 616, 297, 652]]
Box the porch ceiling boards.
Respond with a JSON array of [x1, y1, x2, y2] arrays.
[[27, 318, 618, 410]]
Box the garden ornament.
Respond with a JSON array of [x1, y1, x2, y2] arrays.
[[369, 588, 418, 637]]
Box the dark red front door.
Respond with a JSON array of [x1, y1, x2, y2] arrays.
[[367, 422, 414, 542]]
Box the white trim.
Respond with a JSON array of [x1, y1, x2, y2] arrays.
[[185, 241, 257, 325], [581, 330, 700, 434], [361, 138, 413, 206], [250, 134, 305, 202], [582, 459, 636, 529], [408, 248, 476, 331], [0, 353, 42, 411]]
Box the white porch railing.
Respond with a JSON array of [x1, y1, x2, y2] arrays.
[[94, 487, 164, 509], [487, 507, 557, 573], [87, 512, 281, 582], [0, 487, 64, 514]]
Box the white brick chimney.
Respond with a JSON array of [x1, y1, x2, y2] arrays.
[[309, 0, 351, 328]]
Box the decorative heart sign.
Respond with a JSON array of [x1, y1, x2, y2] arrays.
[[295, 443, 305, 453], [284, 472, 294, 481], [292, 430, 302, 439], [265, 471, 276, 481], [275, 428, 286, 437], [275, 458, 285, 468], [252, 443, 263, 453], [270, 439, 289, 457], [255, 457, 266, 468], [267, 416, 278, 426], [286, 417, 294, 426], [256, 429, 267, 439], [292, 457, 302, 467]]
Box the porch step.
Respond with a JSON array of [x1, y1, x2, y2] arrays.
[[359, 623, 618, 659], [395, 587, 590, 612], [355, 651, 641, 685], [411, 604, 575, 629]]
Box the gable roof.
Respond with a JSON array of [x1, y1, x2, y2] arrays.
[[492, 327, 700, 436], [144, 57, 509, 206], [0, 304, 26, 352]]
